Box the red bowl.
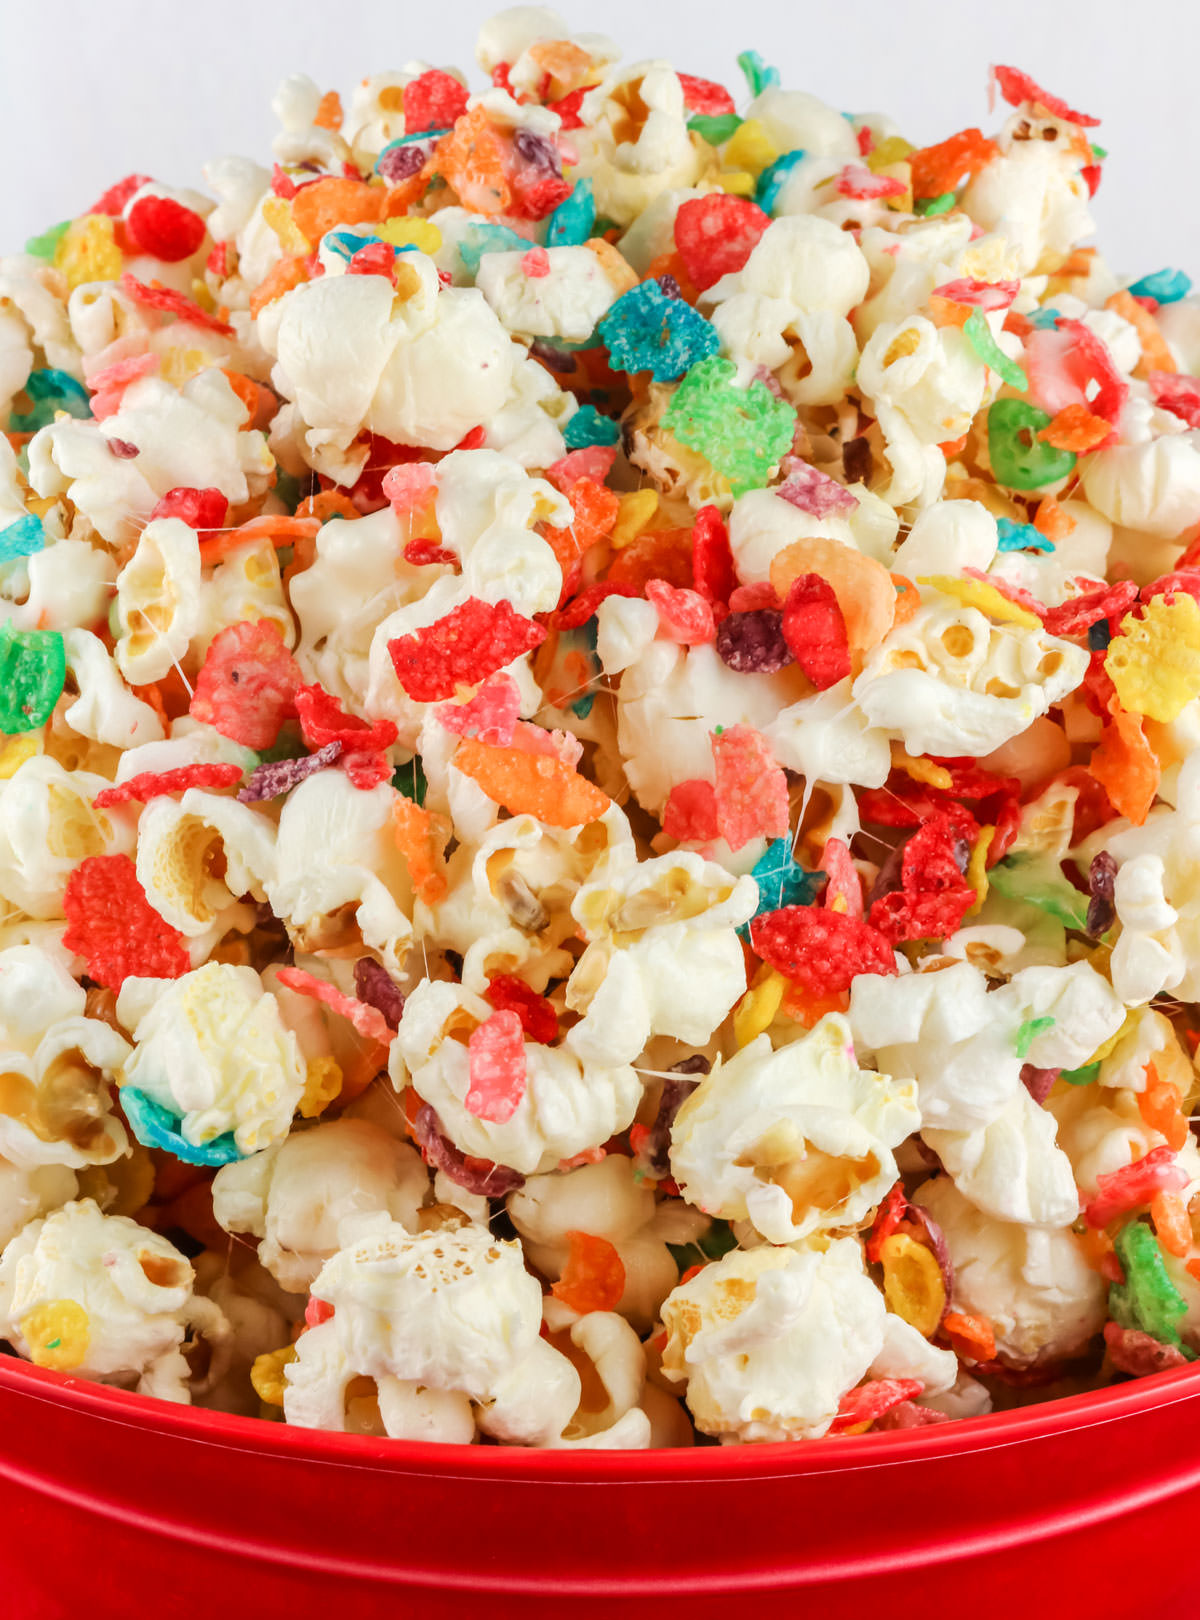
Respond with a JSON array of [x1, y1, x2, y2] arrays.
[[3, 1355, 1199, 1620]]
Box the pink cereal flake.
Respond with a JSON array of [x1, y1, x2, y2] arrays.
[[466, 1008, 527, 1123]]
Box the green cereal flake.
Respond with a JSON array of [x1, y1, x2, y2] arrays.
[[662, 356, 796, 498]]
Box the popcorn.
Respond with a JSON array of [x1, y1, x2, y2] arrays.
[[913, 1175, 1106, 1368], [117, 963, 307, 1156], [669, 1015, 919, 1243], [392, 979, 641, 1173], [0, 1199, 230, 1400], [7, 16, 1200, 1449], [283, 1216, 578, 1443], [212, 1118, 429, 1291], [659, 1238, 956, 1443]]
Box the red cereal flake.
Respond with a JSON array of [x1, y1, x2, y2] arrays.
[[868, 815, 976, 944], [90, 173, 153, 216], [992, 64, 1100, 127], [404, 540, 459, 568], [1042, 579, 1138, 638], [149, 486, 227, 538], [930, 277, 1020, 312], [712, 725, 789, 851], [548, 581, 640, 630], [673, 195, 771, 293], [189, 619, 302, 749], [781, 573, 852, 688], [551, 1230, 626, 1313], [547, 446, 618, 490], [125, 196, 207, 262], [750, 905, 897, 995], [830, 1378, 924, 1433], [835, 163, 907, 201], [645, 578, 716, 644], [866, 1181, 909, 1264], [276, 965, 395, 1046], [1084, 1145, 1188, 1228], [466, 1008, 527, 1123], [295, 682, 398, 755], [485, 974, 558, 1044], [62, 854, 190, 991], [727, 582, 780, 613], [607, 527, 695, 594], [1025, 319, 1127, 432], [93, 763, 243, 809], [1148, 370, 1200, 430], [118, 273, 234, 337], [387, 597, 546, 703], [908, 128, 998, 199], [346, 241, 397, 283], [820, 836, 863, 917], [548, 88, 587, 130], [404, 69, 471, 133], [341, 751, 393, 790], [691, 505, 737, 609], [437, 673, 521, 746], [663, 778, 721, 844], [677, 74, 736, 116]]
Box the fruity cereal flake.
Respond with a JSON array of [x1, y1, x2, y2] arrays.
[[2, 6, 1200, 1454]]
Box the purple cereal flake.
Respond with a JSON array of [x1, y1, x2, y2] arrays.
[[641, 1057, 709, 1178], [353, 957, 406, 1029], [529, 340, 576, 373], [776, 457, 859, 518], [513, 127, 562, 176], [411, 1103, 525, 1196], [874, 1400, 951, 1430], [237, 740, 342, 803], [377, 142, 431, 184], [715, 608, 793, 673], [657, 274, 682, 300], [1086, 849, 1117, 937], [108, 438, 140, 458], [1020, 1063, 1059, 1106]]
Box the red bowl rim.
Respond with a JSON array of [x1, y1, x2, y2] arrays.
[[3, 1351, 1200, 1483]]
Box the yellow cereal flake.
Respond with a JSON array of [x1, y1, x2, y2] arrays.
[[891, 744, 953, 791], [1106, 594, 1200, 724], [377, 217, 442, 255], [715, 171, 757, 196], [867, 136, 915, 171], [879, 1233, 945, 1339], [965, 825, 995, 917], [919, 575, 1042, 630], [0, 735, 40, 779], [54, 215, 122, 292], [262, 196, 311, 255], [733, 967, 787, 1049], [299, 1055, 344, 1119], [723, 119, 780, 178], [22, 1299, 91, 1371], [251, 1344, 298, 1408], [610, 489, 659, 550]]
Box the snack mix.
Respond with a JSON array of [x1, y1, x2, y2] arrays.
[[1, 6, 1199, 1449]]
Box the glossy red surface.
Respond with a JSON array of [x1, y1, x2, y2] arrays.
[[2, 1354, 1199, 1620]]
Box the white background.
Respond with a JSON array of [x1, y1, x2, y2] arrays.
[[1, 0, 1198, 281]]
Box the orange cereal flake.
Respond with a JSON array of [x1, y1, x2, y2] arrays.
[[941, 1309, 996, 1363], [248, 254, 315, 318], [908, 128, 998, 199], [313, 90, 344, 131], [551, 1230, 626, 1313], [391, 795, 451, 907], [428, 105, 512, 216], [1106, 288, 1177, 378], [1088, 704, 1160, 826], [1038, 403, 1114, 453], [452, 737, 611, 827], [1033, 497, 1076, 543], [291, 177, 387, 246]]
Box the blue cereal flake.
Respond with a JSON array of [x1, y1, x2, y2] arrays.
[[756, 149, 806, 215], [662, 355, 796, 497], [546, 177, 596, 248], [458, 221, 529, 276], [1026, 306, 1062, 330], [563, 405, 620, 449], [120, 1086, 244, 1167], [597, 280, 720, 383], [739, 839, 826, 939], [737, 50, 780, 98], [996, 516, 1053, 553], [1128, 268, 1192, 306], [324, 228, 383, 262], [8, 369, 91, 434], [0, 513, 45, 563]]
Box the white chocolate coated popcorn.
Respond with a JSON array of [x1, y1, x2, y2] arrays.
[[670, 1015, 918, 1243], [659, 1238, 956, 1443], [0, 1199, 229, 1401]]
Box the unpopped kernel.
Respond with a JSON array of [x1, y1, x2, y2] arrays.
[[0, 11, 1198, 1453]]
